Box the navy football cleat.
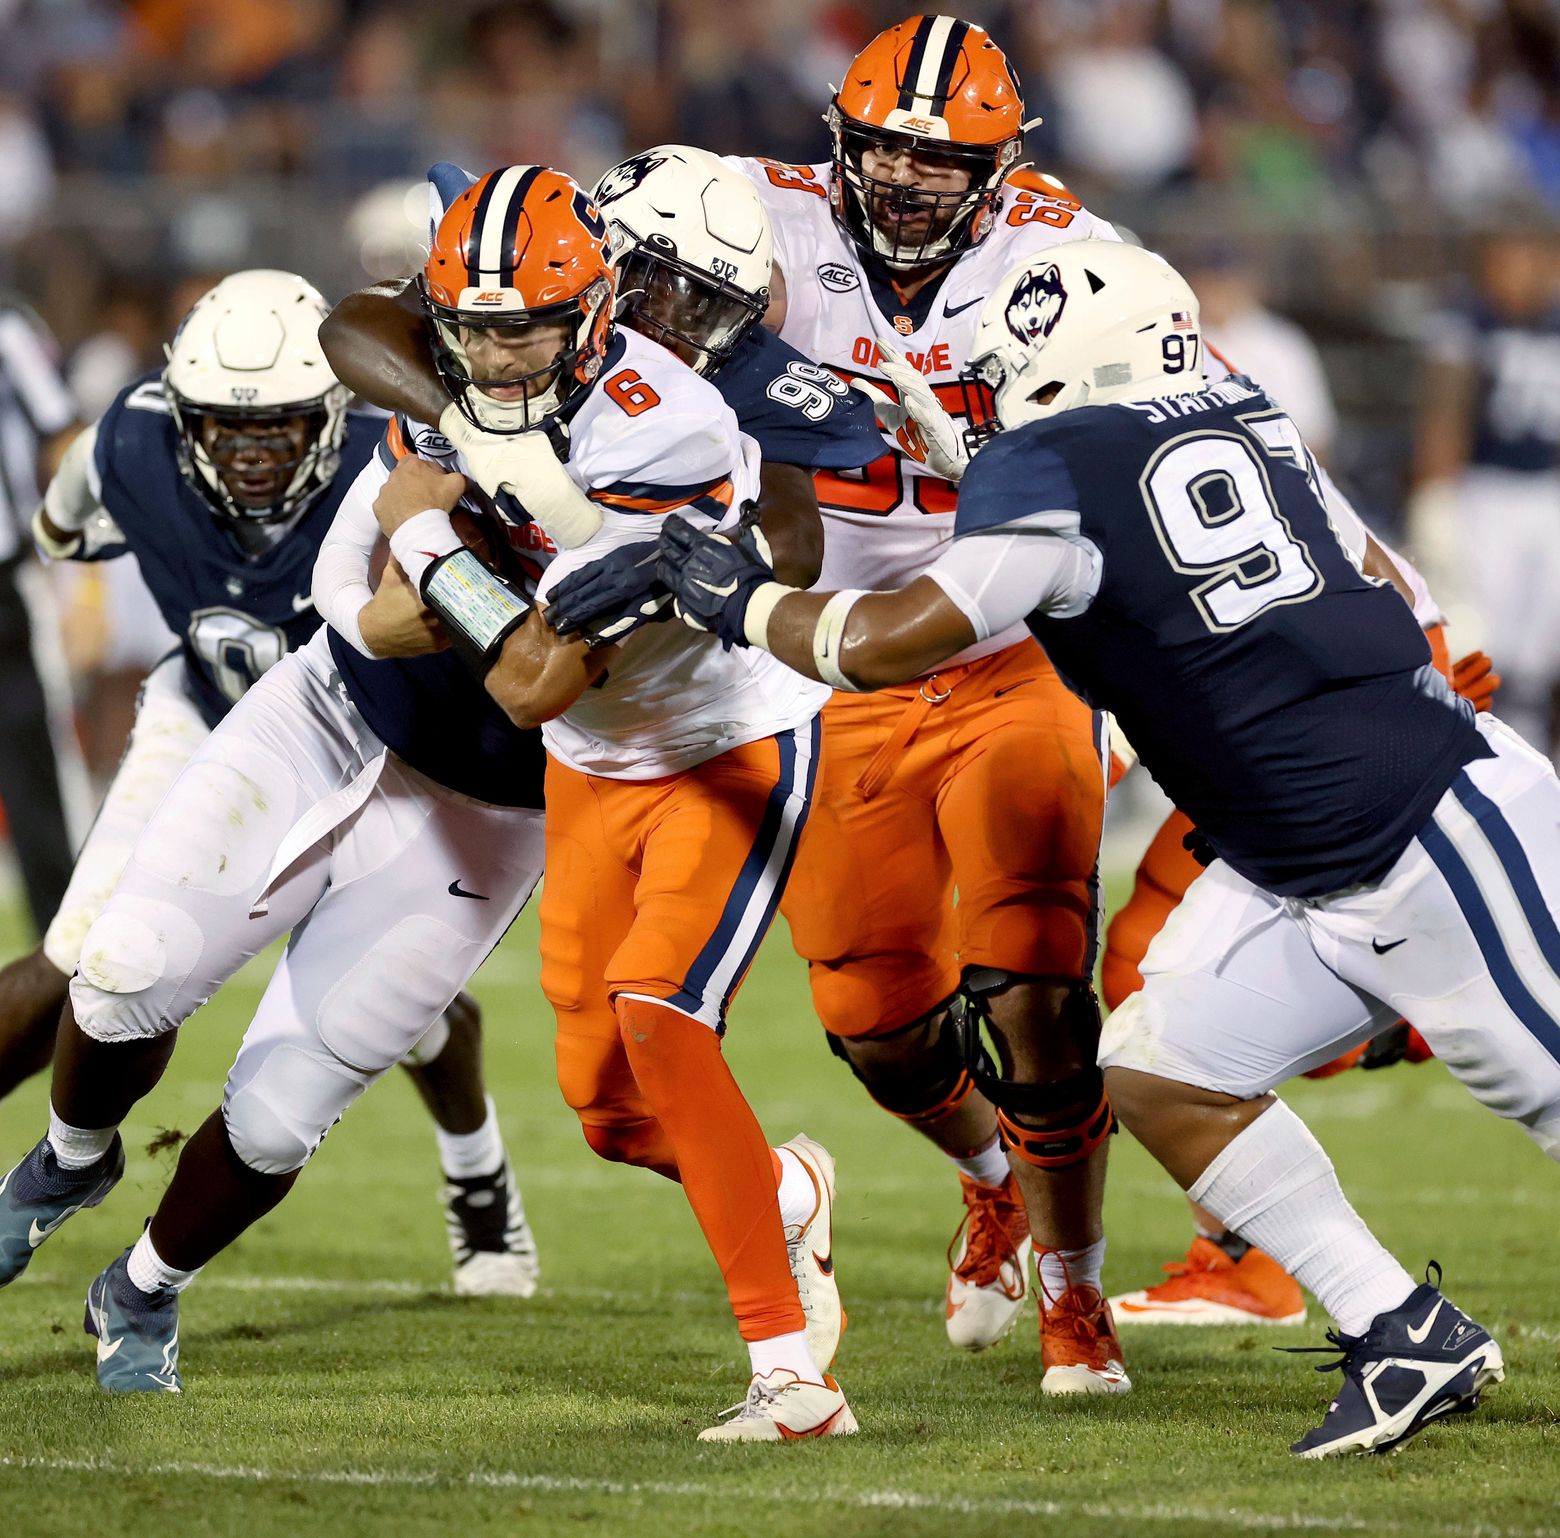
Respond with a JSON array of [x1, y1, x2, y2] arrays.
[[0, 1134, 124, 1285], [83, 1248, 182, 1393], [1289, 1264, 1504, 1458]]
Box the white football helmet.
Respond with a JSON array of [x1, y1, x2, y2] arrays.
[[590, 145, 771, 374], [962, 240, 1204, 447], [164, 269, 349, 523]]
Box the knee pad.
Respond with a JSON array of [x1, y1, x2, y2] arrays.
[[581, 1117, 676, 1176], [224, 1042, 368, 1175], [955, 973, 1114, 1170], [71, 898, 205, 1043], [828, 993, 974, 1128]]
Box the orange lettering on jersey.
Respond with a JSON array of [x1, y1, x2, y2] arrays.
[[893, 315, 915, 335], [851, 337, 881, 368]]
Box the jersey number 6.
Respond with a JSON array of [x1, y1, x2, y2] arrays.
[[604, 369, 662, 417]]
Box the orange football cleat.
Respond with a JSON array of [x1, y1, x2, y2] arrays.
[[945, 1172, 1033, 1350], [1038, 1273, 1131, 1395], [1109, 1236, 1307, 1326]]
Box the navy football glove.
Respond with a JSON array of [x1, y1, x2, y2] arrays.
[[657, 512, 775, 650], [543, 539, 672, 648]]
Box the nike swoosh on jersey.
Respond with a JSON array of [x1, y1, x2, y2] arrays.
[[1406, 1298, 1444, 1344], [942, 296, 984, 318], [448, 880, 489, 901], [1372, 937, 1408, 954], [291, 592, 315, 613]]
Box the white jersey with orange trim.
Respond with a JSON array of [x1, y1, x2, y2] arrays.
[[728, 156, 1119, 668], [527, 328, 827, 779]]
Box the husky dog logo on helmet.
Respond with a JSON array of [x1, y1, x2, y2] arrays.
[[1005, 263, 1067, 346], [595, 153, 667, 206]]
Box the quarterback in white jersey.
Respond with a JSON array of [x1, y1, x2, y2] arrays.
[[373, 166, 853, 1442], [720, 15, 1129, 1391]]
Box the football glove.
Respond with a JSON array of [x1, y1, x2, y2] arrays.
[[1451, 650, 1501, 713], [853, 337, 969, 482], [437, 408, 603, 549], [543, 540, 672, 649], [657, 512, 775, 650]]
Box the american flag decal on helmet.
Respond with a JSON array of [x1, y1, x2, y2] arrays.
[[1171, 310, 1195, 330]]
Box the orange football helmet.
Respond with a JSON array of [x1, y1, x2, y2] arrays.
[[827, 15, 1026, 271], [421, 165, 615, 433]]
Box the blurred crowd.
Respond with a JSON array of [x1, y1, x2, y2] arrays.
[[0, 0, 1556, 800]]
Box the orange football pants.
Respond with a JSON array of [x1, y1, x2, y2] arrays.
[[540, 724, 817, 1342], [781, 637, 1105, 1037]]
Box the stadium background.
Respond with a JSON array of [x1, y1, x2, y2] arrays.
[[0, 4, 1558, 1533]]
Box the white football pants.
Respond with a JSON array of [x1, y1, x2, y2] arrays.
[[43, 653, 209, 975], [1100, 714, 1560, 1158], [70, 628, 545, 1174]]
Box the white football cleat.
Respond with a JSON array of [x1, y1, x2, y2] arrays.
[[698, 1370, 859, 1442], [445, 1159, 539, 1298], [778, 1134, 844, 1370], [945, 1173, 1032, 1350]]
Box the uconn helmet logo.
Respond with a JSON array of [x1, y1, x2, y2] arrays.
[[595, 153, 665, 205], [1005, 264, 1067, 346]]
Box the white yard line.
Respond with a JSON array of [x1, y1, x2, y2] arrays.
[[0, 1453, 1551, 1535]]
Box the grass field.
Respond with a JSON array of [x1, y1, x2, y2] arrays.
[[0, 893, 1556, 1538]]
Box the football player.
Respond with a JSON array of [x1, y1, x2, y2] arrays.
[[0, 268, 558, 1390], [4, 270, 537, 1297], [315, 21, 1131, 1391], [658, 238, 1560, 1458], [1102, 584, 1499, 1329], [719, 16, 1127, 1387], [367, 166, 855, 1440]]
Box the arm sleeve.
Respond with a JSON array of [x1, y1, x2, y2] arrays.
[[1316, 465, 1369, 569], [0, 308, 76, 435], [312, 454, 391, 657], [923, 509, 1102, 639]]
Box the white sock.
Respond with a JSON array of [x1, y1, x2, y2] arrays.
[[1036, 1237, 1106, 1303], [774, 1147, 816, 1228], [1188, 1099, 1415, 1337], [126, 1229, 202, 1296], [747, 1328, 822, 1384], [47, 1107, 116, 1170], [950, 1135, 1010, 1189], [436, 1098, 504, 1180]]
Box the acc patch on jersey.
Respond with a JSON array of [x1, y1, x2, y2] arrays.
[[817, 263, 859, 293]]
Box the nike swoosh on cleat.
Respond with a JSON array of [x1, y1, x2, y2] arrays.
[[813, 1250, 834, 1276], [1372, 937, 1408, 954], [96, 1333, 123, 1363], [1406, 1298, 1445, 1344], [447, 881, 489, 901], [291, 592, 315, 613], [29, 1206, 83, 1247]]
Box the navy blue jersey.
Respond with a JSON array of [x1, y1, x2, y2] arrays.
[[85, 373, 379, 729], [710, 327, 884, 469], [1438, 299, 1560, 473], [955, 376, 1491, 898], [330, 418, 547, 809]]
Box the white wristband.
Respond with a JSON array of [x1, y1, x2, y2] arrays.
[[743, 581, 795, 649], [388, 508, 462, 589], [813, 589, 867, 691]]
